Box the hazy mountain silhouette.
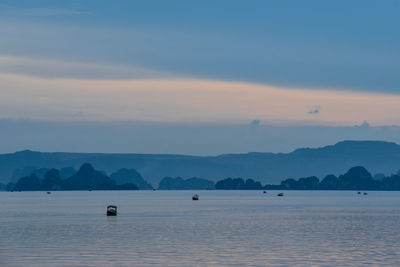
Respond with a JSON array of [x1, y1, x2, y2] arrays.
[[336, 166, 380, 190], [1, 140, 400, 185], [158, 177, 214, 190], [41, 169, 63, 190], [7, 164, 400, 191], [262, 166, 400, 191], [110, 168, 153, 190], [10, 163, 138, 191], [62, 163, 117, 190], [13, 174, 41, 191], [11, 167, 50, 182], [215, 178, 262, 190]]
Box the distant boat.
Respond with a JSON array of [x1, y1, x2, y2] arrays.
[[107, 205, 117, 216], [263, 191, 267, 194], [277, 192, 284, 197], [192, 194, 199, 200], [357, 192, 361, 194], [46, 191, 51, 194], [363, 192, 368, 195]]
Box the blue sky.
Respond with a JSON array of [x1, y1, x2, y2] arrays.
[[1, 1, 400, 154], [1, 0, 399, 91]]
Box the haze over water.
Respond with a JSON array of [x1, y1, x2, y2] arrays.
[[1, 190, 400, 266]]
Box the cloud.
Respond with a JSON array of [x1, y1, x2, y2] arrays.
[[22, 8, 92, 16], [358, 120, 370, 128], [0, 55, 171, 80], [0, 5, 91, 16], [0, 12, 399, 94], [1, 57, 400, 126], [308, 106, 321, 115], [250, 120, 260, 127]]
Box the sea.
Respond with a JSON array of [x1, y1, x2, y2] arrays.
[[1, 190, 400, 266]]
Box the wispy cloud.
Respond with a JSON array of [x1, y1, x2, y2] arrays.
[[0, 55, 171, 80], [308, 106, 321, 115], [25, 8, 91, 16], [0, 5, 91, 16]]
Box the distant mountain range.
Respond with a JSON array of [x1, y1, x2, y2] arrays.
[[1, 140, 400, 186]]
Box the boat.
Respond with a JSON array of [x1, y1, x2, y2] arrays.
[[357, 192, 361, 194], [277, 192, 284, 197], [192, 194, 199, 200], [46, 191, 51, 194], [107, 205, 117, 216], [263, 191, 267, 194], [363, 192, 368, 195]]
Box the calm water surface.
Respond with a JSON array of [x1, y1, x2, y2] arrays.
[[1, 190, 400, 266]]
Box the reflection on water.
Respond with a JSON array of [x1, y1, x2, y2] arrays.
[[1, 190, 400, 266]]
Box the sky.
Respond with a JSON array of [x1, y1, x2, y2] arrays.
[[0, 0, 400, 154]]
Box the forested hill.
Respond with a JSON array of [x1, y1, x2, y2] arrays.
[[0, 140, 400, 185]]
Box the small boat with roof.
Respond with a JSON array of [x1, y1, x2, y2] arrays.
[[107, 205, 117, 216]]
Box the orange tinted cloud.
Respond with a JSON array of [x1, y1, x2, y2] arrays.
[[1, 56, 400, 126]]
